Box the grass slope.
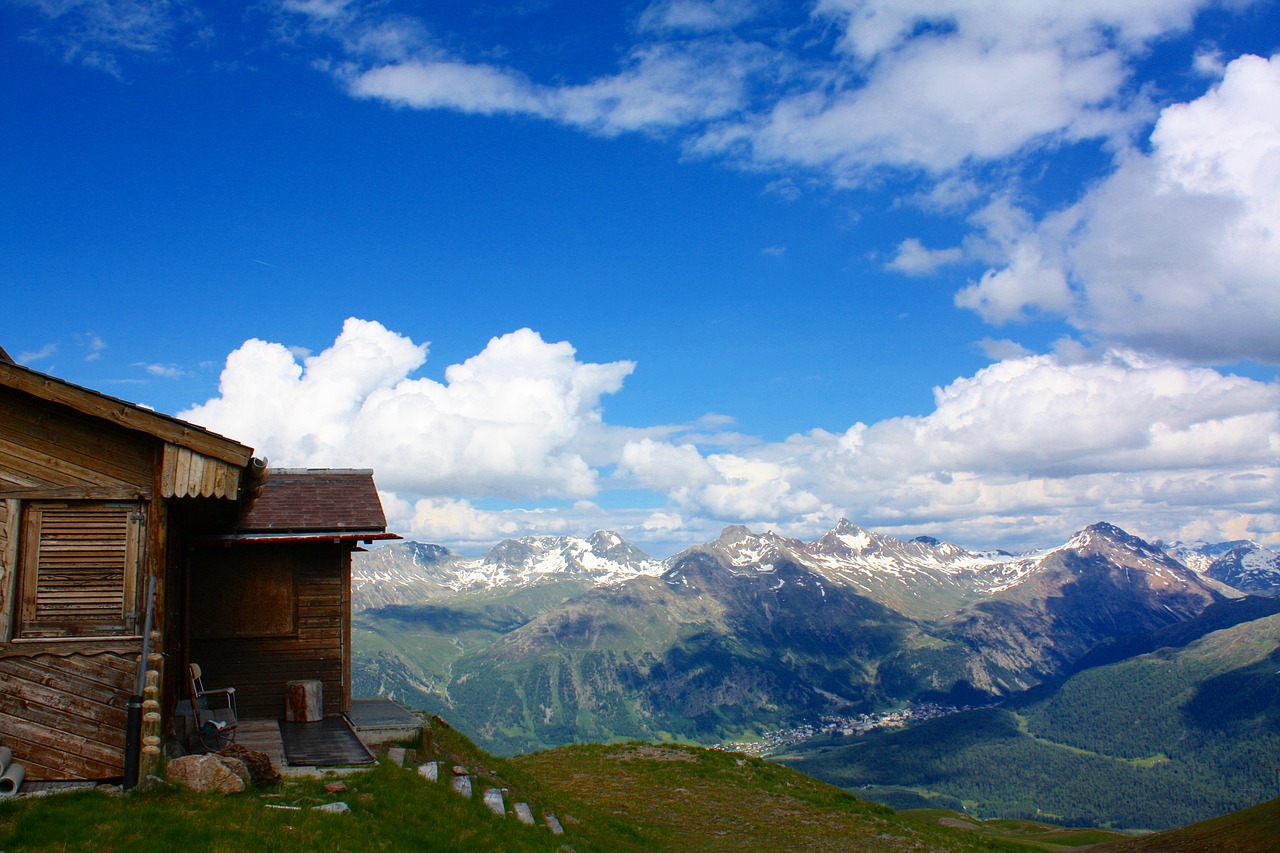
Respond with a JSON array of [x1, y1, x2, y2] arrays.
[[1094, 796, 1280, 853], [0, 716, 1116, 853]]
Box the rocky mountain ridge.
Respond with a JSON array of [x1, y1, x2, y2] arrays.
[[354, 518, 1275, 616]]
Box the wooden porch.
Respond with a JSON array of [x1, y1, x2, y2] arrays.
[[228, 700, 420, 774]]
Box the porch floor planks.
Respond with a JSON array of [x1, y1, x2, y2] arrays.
[[276, 716, 375, 767], [235, 718, 287, 770]]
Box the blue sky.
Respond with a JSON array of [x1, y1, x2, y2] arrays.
[[4, 0, 1279, 557]]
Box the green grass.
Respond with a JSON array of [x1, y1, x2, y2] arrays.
[[0, 762, 562, 852], [0, 717, 1103, 853], [782, 613, 1280, 831]]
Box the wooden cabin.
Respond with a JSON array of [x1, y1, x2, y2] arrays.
[[0, 351, 396, 782]]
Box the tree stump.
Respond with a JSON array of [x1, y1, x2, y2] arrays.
[[285, 679, 323, 722]]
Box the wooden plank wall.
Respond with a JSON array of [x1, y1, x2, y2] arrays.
[[0, 391, 153, 498], [190, 545, 348, 720], [0, 644, 139, 780]]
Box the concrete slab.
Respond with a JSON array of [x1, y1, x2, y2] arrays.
[[348, 699, 423, 746]]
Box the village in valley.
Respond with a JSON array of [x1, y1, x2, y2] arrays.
[[719, 703, 994, 757]]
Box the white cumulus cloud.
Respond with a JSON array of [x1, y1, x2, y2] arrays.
[[180, 318, 635, 501], [959, 53, 1280, 363]]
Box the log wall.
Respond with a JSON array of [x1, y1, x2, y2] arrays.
[[189, 544, 349, 720], [0, 392, 153, 498], [0, 643, 140, 780]]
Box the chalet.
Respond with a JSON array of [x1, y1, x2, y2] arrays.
[[0, 348, 397, 785]]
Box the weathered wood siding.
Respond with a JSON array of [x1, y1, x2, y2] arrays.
[[189, 544, 348, 719], [0, 391, 153, 499], [158, 444, 241, 500], [0, 643, 139, 780], [0, 499, 16, 640]]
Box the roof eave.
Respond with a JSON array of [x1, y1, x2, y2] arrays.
[[0, 359, 253, 466], [190, 530, 402, 545]]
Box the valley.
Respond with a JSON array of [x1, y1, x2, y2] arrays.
[[350, 519, 1280, 830]]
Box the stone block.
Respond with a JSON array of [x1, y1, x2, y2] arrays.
[[451, 774, 472, 798], [483, 787, 505, 815]]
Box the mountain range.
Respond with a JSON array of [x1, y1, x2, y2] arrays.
[[351, 520, 1277, 758], [356, 521, 1278, 614]]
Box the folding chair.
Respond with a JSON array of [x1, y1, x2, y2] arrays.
[[188, 663, 238, 751]]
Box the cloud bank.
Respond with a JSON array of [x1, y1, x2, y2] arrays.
[[183, 320, 1280, 554]]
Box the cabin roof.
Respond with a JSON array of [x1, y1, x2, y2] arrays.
[[0, 357, 253, 466], [236, 469, 392, 536]]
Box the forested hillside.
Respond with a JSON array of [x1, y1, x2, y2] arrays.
[[781, 610, 1280, 830]]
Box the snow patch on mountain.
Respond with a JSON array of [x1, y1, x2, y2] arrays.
[[1165, 539, 1280, 597], [352, 530, 664, 610]]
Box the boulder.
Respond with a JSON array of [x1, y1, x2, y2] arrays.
[[164, 754, 249, 794], [218, 744, 281, 787]]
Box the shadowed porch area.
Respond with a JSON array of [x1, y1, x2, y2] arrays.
[[228, 700, 419, 772]]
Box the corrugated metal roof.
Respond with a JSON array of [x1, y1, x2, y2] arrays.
[[237, 469, 390, 533]]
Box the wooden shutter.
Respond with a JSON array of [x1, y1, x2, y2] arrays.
[[19, 502, 143, 637]]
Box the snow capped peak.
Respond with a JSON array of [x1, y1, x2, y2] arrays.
[[1032, 522, 1228, 598], [589, 529, 623, 549], [705, 525, 804, 569], [473, 531, 664, 582], [351, 531, 664, 608], [695, 520, 1038, 618], [1165, 538, 1280, 597], [1057, 522, 1173, 565]]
